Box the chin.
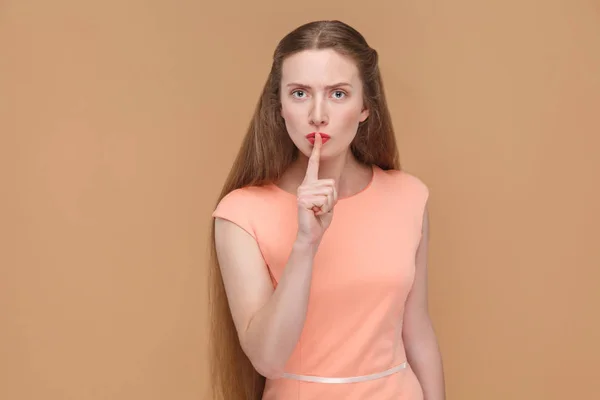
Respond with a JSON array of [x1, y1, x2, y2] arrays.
[[305, 146, 342, 160]]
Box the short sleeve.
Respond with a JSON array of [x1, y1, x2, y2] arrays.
[[398, 171, 429, 207], [411, 176, 430, 235], [212, 188, 257, 240], [415, 176, 430, 210], [397, 171, 430, 235]]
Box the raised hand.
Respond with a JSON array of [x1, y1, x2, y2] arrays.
[[296, 134, 338, 245]]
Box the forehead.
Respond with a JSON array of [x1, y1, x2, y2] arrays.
[[281, 49, 360, 85]]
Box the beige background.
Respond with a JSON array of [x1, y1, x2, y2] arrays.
[[2, 1, 599, 399]]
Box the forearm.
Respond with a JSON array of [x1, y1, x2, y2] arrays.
[[405, 321, 446, 400], [243, 238, 317, 378]]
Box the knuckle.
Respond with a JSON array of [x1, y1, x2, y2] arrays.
[[298, 200, 310, 208]]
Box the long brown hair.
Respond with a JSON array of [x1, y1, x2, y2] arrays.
[[208, 20, 401, 399]]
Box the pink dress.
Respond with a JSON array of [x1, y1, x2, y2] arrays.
[[212, 165, 428, 399]]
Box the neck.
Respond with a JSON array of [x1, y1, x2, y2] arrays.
[[286, 149, 371, 198]]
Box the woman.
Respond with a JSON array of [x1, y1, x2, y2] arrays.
[[208, 20, 445, 399]]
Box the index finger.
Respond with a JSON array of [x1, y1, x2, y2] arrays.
[[304, 133, 322, 182]]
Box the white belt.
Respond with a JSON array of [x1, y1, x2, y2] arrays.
[[280, 362, 407, 384]]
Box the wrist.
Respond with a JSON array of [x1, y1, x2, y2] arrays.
[[293, 236, 320, 254]]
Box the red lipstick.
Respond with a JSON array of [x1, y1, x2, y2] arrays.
[[306, 132, 330, 145]]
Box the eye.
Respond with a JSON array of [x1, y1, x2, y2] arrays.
[[332, 90, 347, 99], [291, 90, 307, 99]]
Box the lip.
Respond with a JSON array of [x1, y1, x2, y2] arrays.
[[306, 132, 330, 144]]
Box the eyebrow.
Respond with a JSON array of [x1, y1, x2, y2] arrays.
[[285, 82, 353, 90]]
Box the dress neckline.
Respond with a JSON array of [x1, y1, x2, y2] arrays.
[[268, 164, 379, 202]]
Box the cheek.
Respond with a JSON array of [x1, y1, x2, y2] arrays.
[[337, 106, 363, 128], [281, 104, 303, 129], [280, 100, 291, 120]]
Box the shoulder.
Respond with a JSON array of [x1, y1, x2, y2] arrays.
[[376, 167, 430, 235], [212, 184, 279, 240], [214, 186, 255, 208], [376, 167, 429, 200], [213, 184, 274, 211]]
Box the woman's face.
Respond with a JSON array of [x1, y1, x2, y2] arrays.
[[280, 49, 369, 159]]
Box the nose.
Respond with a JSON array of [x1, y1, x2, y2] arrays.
[[309, 97, 329, 127]]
